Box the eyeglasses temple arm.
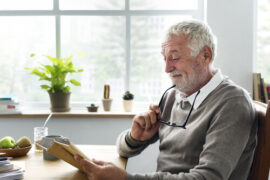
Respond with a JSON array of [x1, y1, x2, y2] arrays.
[[181, 90, 201, 128], [157, 85, 176, 121]]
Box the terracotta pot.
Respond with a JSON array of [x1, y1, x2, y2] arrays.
[[48, 92, 71, 112], [123, 100, 133, 112]]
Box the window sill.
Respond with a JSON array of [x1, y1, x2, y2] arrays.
[[0, 110, 136, 119]]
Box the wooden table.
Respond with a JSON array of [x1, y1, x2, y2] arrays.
[[12, 145, 127, 180]]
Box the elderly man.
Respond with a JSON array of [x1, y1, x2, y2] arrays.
[[75, 20, 257, 180]]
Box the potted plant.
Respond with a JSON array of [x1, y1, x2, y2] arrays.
[[87, 103, 98, 112], [25, 54, 83, 112], [123, 91, 134, 112], [102, 84, 112, 111]]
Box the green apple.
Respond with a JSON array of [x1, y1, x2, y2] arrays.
[[0, 136, 15, 148]]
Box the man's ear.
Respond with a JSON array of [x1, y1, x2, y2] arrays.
[[201, 45, 212, 65]]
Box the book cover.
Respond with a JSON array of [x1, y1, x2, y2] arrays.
[[259, 77, 266, 103], [0, 164, 13, 172], [267, 84, 270, 100], [0, 169, 23, 180], [0, 104, 18, 110], [0, 97, 17, 104], [0, 110, 21, 114], [253, 73, 261, 101], [262, 79, 269, 103], [38, 140, 89, 171], [0, 97, 12, 101]]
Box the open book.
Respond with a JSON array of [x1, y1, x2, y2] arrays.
[[38, 139, 90, 171]]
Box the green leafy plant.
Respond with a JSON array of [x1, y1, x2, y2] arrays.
[[25, 54, 84, 93], [123, 91, 134, 100]]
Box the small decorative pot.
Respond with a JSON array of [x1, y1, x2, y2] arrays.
[[87, 106, 98, 112], [123, 100, 133, 112], [102, 99, 112, 111]]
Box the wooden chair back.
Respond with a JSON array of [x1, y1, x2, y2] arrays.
[[247, 101, 270, 180]]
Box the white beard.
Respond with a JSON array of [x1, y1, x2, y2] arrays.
[[169, 61, 208, 95]]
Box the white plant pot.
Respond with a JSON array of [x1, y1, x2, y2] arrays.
[[102, 99, 112, 111], [123, 100, 133, 112]]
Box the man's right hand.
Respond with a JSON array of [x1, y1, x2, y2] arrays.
[[130, 105, 161, 141]]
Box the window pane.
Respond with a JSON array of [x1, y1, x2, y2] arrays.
[[60, 0, 124, 10], [0, 17, 55, 102], [130, 0, 198, 10], [257, 0, 270, 82], [0, 0, 53, 10], [130, 16, 192, 104], [61, 16, 125, 103]]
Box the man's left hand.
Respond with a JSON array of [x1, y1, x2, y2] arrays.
[[74, 155, 127, 180]]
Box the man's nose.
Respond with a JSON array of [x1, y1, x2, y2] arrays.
[[165, 59, 174, 73]]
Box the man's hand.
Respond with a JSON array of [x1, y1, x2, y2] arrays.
[[74, 155, 126, 180], [131, 104, 161, 141]]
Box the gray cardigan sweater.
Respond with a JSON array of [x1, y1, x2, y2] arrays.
[[117, 78, 257, 180]]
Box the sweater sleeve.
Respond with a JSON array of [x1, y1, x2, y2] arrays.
[[124, 97, 257, 180], [116, 129, 159, 158]]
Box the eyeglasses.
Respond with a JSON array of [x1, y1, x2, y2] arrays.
[[157, 85, 200, 129]]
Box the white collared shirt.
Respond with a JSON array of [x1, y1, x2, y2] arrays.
[[175, 69, 225, 109]]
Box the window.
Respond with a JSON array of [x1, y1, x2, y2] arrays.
[[257, 0, 270, 83], [0, 0, 205, 110]]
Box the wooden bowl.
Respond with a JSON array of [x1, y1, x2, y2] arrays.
[[0, 145, 32, 157]]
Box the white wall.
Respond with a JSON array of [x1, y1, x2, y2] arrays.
[[207, 0, 255, 94]]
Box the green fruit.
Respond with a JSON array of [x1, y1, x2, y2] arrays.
[[15, 136, 31, 148], [0, 136, 15, 148]]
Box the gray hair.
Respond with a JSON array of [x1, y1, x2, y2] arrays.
[[165, 20, 217, 59]]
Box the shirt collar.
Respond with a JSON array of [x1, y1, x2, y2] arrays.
[[175, 69, 225, 109]]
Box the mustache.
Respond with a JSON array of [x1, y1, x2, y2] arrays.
[[168, 71, 183, 77]]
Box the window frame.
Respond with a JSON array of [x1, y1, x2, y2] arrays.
[[0, 0, 205, 110]]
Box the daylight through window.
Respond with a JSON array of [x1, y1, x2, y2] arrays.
[[0, 0, 204, 110]]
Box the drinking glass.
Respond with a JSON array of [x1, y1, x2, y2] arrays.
[[34, 127, 48, 152]]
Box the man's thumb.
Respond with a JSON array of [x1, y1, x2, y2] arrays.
[[74, 154, 97, 172]]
